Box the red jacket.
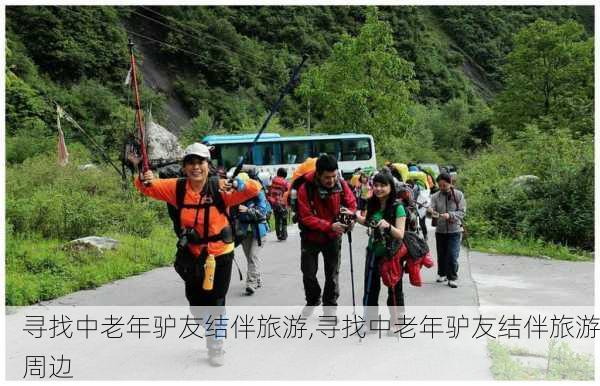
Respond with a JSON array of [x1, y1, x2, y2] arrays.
[[380, 243, 434, 288], [297, 171, 357, 243], [404, 250, 434, 287], [267, 176, 290, 207]]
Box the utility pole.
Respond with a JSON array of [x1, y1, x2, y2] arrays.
[[307, 98, 311, 135]]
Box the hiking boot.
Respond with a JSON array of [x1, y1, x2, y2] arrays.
[[448, 280, 458, 288], [208, 349, 225, 367], [436, 276, 448, 283]]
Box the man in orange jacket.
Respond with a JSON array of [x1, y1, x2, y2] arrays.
[[130, 143, 261, 366]]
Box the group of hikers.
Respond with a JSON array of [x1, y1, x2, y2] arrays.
[[128, 142, 466, 367]]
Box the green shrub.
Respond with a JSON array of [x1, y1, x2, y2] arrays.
[[460, 126, 593, 251], [7, 147, 165, 240]]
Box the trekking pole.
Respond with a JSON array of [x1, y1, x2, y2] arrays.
[[229, 55, 308, 182], [347, 231, 357, 317], [128, 39, 151, 185], [390, 287, 400, 341], [361, 251, 376, 343]]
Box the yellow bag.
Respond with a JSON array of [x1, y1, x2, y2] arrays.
[[408, 171, 429, 189], [391, 163, 409, 182]]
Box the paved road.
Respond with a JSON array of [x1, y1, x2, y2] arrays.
[[8, 221, 594, 380]]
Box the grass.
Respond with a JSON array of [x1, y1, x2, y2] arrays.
[[5, 223, 176, 306], [487, 339, 594, 380], [469, 236, 593, 262], [6, 214, 284, 306]]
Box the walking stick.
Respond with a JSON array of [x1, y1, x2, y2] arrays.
[[347, 231, 357, 316], [361, 249, 377, 342], [390, 286, 400, 341]]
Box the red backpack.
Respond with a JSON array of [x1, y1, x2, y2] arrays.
[[267, 177, 289, 207]]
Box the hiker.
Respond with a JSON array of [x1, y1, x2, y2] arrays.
[[350, 167, 362, 193], [427, 172, 466, 288], [295, 154, 356, 316], [233, 171, 271, 296], [267, 167, 291, 241], [349, 171, 406, 334], [407, 178, 431, 240], [129, 143, 261, 366], [355, 172, 372, 214]]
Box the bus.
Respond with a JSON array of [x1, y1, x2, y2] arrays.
[[202, 133, 376, 179]]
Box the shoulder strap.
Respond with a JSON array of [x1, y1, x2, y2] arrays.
[[305, 180, 316, 207], [171, 178, 188, 236], [176, 177, 187, 209], [208, 176, 227, 215], [450, 188, 460, 208]]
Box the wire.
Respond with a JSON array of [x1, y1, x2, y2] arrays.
[[138, 6, 274, 68], [124, 28, 280, 84], [59, 6, 282, 84], [130, 8, 276, 74]]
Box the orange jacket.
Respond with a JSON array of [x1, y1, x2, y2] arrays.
[[135, 177, 261, 257]]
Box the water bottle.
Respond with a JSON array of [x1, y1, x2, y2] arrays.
[[202, 254, 216, 291], [290, 188, 297, 208]]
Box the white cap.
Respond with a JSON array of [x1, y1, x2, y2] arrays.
[[183, 143, 212, 161]]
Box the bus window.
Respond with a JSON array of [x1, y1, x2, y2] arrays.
[[314, 140, 341, 160], [252, 142, 281, 166], [282, 142, 311, 164], [342, 138, 371, 161], [220, 143, 251, 170]]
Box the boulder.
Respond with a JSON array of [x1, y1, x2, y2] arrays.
[[65, 236, 119, 253], [511, 175, 539, 192], [78, 164, 98, 171], [145, 119, 184, 163]]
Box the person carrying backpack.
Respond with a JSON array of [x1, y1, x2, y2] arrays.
[[349, 171, 406, 335], [355, 172, 372, 214], [427, 172, 466, 289], [267, 167, 291, 241], [129, 143, 261, 367], [233, 171, 272, 295], [295, 154, 356, 316], [407, 178, 431, 240]]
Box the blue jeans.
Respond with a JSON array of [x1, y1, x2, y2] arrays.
[[435, 232, 461, 280]]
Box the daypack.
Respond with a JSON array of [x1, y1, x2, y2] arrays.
[[286, 158, 318, 222], [397, 184, 420, 233], [267, 177, 288, 208], [403, 231, 430, 261], [229, 195, 270, 247]]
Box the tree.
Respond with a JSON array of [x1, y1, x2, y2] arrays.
[[494, 19, 593, 136], [296, 7, 418, 151]]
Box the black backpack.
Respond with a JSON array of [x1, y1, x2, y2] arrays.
[[403, 231, 430, 261], [168, 176, 242, 247]]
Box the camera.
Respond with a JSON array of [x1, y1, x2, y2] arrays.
[[177, 228, 202, 251], [335, 209, 356, 227]]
